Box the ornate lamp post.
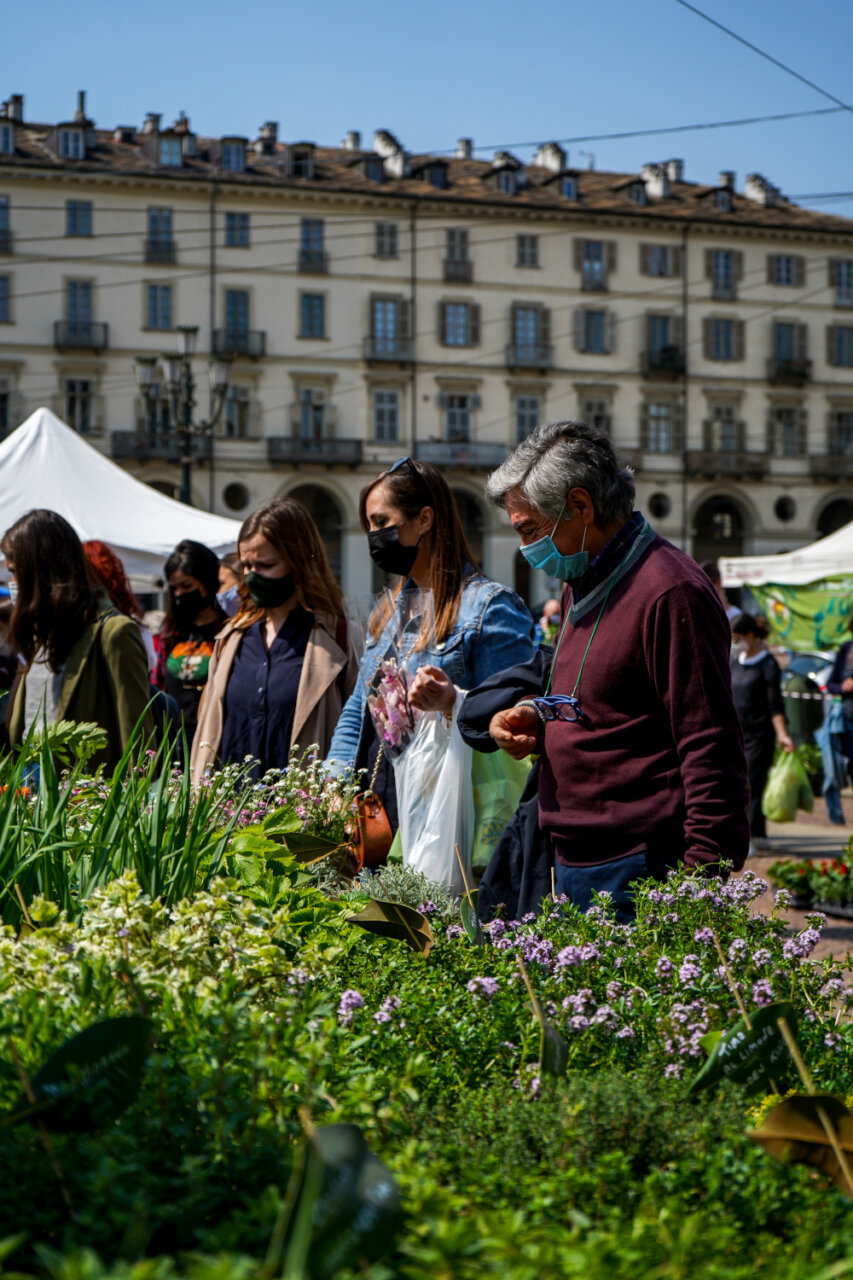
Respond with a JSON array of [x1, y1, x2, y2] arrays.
[[134, 325, 232, 506]]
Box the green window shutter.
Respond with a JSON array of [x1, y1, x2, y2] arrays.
[[670, 245, 683, 277], [573, 238, 584, 272], [469, 303, 481, 346], [572, 308, 583, 351], [539, 306, 551, 345], [605, 310, 617, 354], [734, 250, 744, 281], [400, 298, 413, 339], [702, 317, 713, 358], [639, 400, 649, 449], [671, 314, 684, 349], [794, 256, 806, 287], [639, 244, 650, 275], [827, 324, 837, 366], [672, 400, 684, 452], [767, 255, 776, 284], [704, 249, 714, 279], [734, 320, 746, 361], [796, 323, 808, 361], [606, 241, 617, 274], [438, 301, 448, 345]]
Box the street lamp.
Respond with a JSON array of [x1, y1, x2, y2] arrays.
[[134, 329, 232, 506]]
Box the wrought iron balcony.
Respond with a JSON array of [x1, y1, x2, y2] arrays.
[[267, 436, 362, 467], [414, 441, 508, 468], [363, 336, 414, 362], [641, 346, 686, 379], [213, 329, 266, 358], [298, 248, 329, 273], [686, 449, 769, 479], [54, 320, 109, 351], [443, 258, 473, 283], [506, 343, 553, 370], [144, 237, 177, 264], [110, 431, 212, 463], [810, 453, 853, 482], [767, 357, 812, 385]]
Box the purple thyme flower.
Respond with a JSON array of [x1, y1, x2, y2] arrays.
[[338, 990, 364, 1025], [693, 927, 714, 945], [774, 888, 792, 910], [727, 938, 748, 964], [751, 948, 772, 966], [752, 978, 774, 1007], [418, 901, 438, 916], [655, 956, 673, 978], [445, 925, 464, 940], [678, 955, 702, 985], [467, 976, 499, 999], [485, 919, 507, 941], [616, 1025, 635, 1039], [374, 996, 401, 1023]]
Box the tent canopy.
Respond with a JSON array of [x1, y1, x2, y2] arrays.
[[720, 519, 853, 588], [0, 407, 241, 581]]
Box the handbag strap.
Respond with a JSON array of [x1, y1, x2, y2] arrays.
[[364, 744, 383, 796]]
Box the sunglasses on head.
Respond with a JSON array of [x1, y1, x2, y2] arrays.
[[388, 456, 417, 476]]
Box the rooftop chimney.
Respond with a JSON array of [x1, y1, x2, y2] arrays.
[[254, 121, 278, 154], [113, 125, 137, 144], [174, 111, 190, 132], [665, 158, 683, 183], [343, 130, 361, 150], [73, 90, 88, 124], [641, 163, 670, 199], [7, 94, 23, 123], [718, 170, 735, 191], [744, 173, 779, 206], [142, 112, 161, 134], [456, 137, 473, 159], [532, 141, 566, 172], [373, 129, 403, 158]]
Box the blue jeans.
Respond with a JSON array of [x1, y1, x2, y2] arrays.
[[554, 851, 649, 924]]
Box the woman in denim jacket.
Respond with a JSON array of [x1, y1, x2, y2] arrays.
[[327, 457, 535, 831]]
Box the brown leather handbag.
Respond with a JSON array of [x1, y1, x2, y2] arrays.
[[347, 749, 393, 873]]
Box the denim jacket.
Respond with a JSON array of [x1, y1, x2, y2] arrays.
[[327, 573, 535, 773]]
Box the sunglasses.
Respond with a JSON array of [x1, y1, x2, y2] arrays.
[[534, 694, 591, 726], [388, 456, 417, 477]]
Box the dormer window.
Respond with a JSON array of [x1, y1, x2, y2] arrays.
[[629, 182, 646, 205], [715, 189, 732, 212], [159, 136, 182, 167], [0, 124, 12, 155], [365, 158, 384, 182], [59, 129, 84, 159], [562, 176, 577, 199], [291, 147, 314, 179], [222, 141, 245, 173], [429, 164, 448, 189], [497, 169, 517, 195]]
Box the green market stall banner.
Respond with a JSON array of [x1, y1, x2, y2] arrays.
[[749, 579, 853, 652]]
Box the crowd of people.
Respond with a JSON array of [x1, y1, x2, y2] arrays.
[[0, 419, 838, 919]]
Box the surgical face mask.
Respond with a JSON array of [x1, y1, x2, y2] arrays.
[[172, 588, 206, 625], [244, 570, 296, 610], [732, 639, 748, 658], [216, 584, 241, 617], [367, 525, 420, 577], [521, 505, 589, 585]]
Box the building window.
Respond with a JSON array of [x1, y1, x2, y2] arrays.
[[515, 394, 540, 443], [300, 292, 325, 338], [298, 388, 325, 440], [300, 218, 326, 270], [224, 386, 251, 438], [647, 314, 673, 356], [59, 129, 83, 159], [707, 405, 740, 451], [444, 394, 472, 442], [768, 406, 804, 458], [831, 410, 853, 455], [65, 379, 93, 433], [582, 240, 605, 290], [774, 322, 796, 362], [225, 289, 249, 344], [375, 222, 398, 258], [159, 136, 182, 167], [834, 326, 853, 367], [225, 212, 250, 247], [221, 142, 245, 173], [373, 389, 400, 443], [497, 169, 517, 195], [429, 164, 447, 189], [446, 228, 469, 263], [0, 124, 12, 154], [835, 260, 853, 307], [516, 234, 539, 268], [644, 402, 676, 453], [146, 283, 172, 330], [67, 279, 93, 326], [772, 255, 796, 286], [581, 397, 611, 433], [442, 301, 476, 346], [562, 176, 576, 199], [711, 249, 735, 299], [365, 158, 384, 182], [66, 200, 92, 237], [715, 190, 731, 212], [642, 244, 679, 278], [0, 197, 8, 238], [629, 182, 646, 204], [291, 148, 314, 179], [712, 318, 734, 360], [0, 275, 9, 323], [582, 309, 607, 354], [147, 207, 173, 249]]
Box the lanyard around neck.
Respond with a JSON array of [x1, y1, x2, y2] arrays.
[[544, 542, 635, 698]]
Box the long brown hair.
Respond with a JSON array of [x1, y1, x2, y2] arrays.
[[1, 509, 100, 671], [358, 460, 478, 644], [235, 497, 343, 627]]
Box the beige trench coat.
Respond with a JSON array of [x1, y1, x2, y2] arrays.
[[189, 611, 358, 784]]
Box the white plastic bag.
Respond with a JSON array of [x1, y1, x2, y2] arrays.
[[392, 704, 473, 896]]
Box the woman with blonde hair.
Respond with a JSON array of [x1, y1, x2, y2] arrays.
[[190, 497, 357, 782]]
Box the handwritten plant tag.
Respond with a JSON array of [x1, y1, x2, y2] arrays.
[[689, 1002, 796, 1097]]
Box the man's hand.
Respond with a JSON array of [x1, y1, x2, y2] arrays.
[[842, 677, 853, 695], [408, 664, 457, 714], [489, 703, 540, 759]]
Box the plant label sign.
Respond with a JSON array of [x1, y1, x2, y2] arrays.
[[689, 1002, 796, 1097]]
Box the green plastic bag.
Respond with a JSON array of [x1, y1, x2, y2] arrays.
[[761, 747, 813, 824], [470, 750, 531, 872]]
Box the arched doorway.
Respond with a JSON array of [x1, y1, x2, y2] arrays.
[[817, 498, 853, 538], [451, 488, 486, 569], [289, 484, 344, 583], [692, 495, 747, 565]]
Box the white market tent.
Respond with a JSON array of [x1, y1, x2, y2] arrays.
[[720, 521, 853, 588], [0, 407, 241, 581]]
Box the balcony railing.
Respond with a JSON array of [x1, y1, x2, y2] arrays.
[[641, 346, 686, 379], [414, 441, 508, 469], [810, 453, 853, 482], [267, 436, 362, 467], [144, 237, 177, 264], [54, 320, 109, 351], [443, 258, 473, 283], [110, 431, 212, 463], [363, 336, 414, 362], [767, 357, 812, 385], [298, 248, 329, 274], [686, 449, 769, 479], [581, 269, 607, 292], [0, 229, 12, 255], [506, 343, 553, 369], [213, 329, 266, 358]]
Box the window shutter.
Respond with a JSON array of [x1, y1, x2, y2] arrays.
[[438, 301, 447, 345], [827, 324, 837, 366], [733, 250, 744, 281], [369, 294, 379, 337], [796, 322, 808, 361], [794, 255, 806, 287], [671, 314, 684, 349], [471, 393, 482, 410], [766, 255, 776, 284], [644, 312, 654, 349], [640, 244, 650, 276], [436, 392, 447, 410], [704, 250, 714, 280], [573, 238, 584, 272], [400, 298, 413, 339], [605, 309, 617, 354], [469, 303, 481, 346], [510, 301, 519, 341], [639, 400, 649, 449], [829, 259, 838, 288], [765, 407, 776, 455], [538, 305, 551, 345], [796, 406, 807, 455], [702, 417, 712, 450], [671, 245, 683, 278], [702, 318, 713, 359], [572, 308, 583, 351], [672, 400, 684, 452], [606, 241, 617, 274], [734, 320, 746, 361]]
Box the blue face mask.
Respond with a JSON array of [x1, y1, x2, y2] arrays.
[[521, 505, 589, 584], [216, 584, 241, 617]]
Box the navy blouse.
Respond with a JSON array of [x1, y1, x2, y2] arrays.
[[220, 609, 313, 777]]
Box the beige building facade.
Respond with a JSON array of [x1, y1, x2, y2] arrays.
[[2, 93, 853, 599]]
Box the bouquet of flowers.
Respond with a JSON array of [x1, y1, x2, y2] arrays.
[[366, 657, 420, 761]]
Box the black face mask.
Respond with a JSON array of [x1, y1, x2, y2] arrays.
[[244, 570, 296, 610], [367, 525, 420, 577], [173, 588, 206, 624]]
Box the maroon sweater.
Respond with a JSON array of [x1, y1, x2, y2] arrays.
[[541, 535, 749, 872]]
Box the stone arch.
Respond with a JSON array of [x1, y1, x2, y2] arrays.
[[280, 482, 345, 583], [450, 486, 488, 569], [690, 490, 753, 564], [816, 495, 853, 538]]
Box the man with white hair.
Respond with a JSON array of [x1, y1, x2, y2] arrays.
[[477, 419, 749, 919]]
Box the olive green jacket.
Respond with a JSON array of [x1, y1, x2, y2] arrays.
[[8, 610, 154, 770]]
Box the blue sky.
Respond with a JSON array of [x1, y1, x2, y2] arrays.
[[6, 0, 853, 212]]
